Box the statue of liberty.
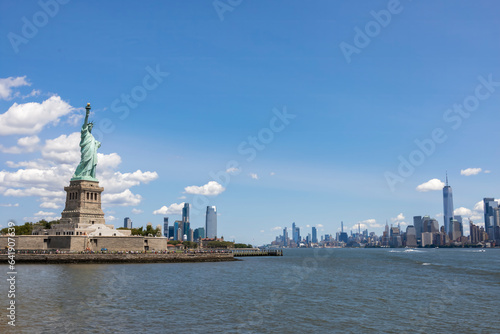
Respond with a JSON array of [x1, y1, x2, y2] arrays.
[[72, 103, 101, 181]]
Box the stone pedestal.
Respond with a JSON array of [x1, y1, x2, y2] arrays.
[[60, 180, 105, 225]]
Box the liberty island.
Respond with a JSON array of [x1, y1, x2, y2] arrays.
[[0, 103, 267, 260]]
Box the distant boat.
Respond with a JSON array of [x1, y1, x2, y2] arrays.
[[479, 249, 486, 253]]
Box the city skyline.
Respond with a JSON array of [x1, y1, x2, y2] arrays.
[[1, 1, 500, 245]]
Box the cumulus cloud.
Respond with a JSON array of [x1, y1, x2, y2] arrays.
[[131, 208, 143, 214], [0, 76, 30, 100], [42, 132, 81, 164], [105, 215, 117, 221], [184, 181, 225, 196], [250, 173, 259, 180], [454, 207, 472, 217], [226, 167, 240, 174], [0, 135, 40, 154], [40, 202, 61, 209], [391, 213, 405, 222], [101, 189, 142, 207], [153, 202, 185, 215], [316, 224, 323, 228], [24, 210, 61, 222], [271, 226, 282, 231], [351, 223, 368, 230], [0, 203, 19, 207], [0, 96, 74, 135], [460, 168, 482, 176], [416, 179, 445, 192], [100, 170, 158, 194]]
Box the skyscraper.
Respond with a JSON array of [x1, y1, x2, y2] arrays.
[[283, 227, 288, 247], [206, 206, 217, 239], [483, 198, 499, 238], [163, 217, 169, 238], [443, 174, 454, 235], [413, 216, 422, 243], [182, 203, 190, 223], [183, 221, 190, 240], [312, 226, 318, 243], [406, 225, 417, 247], [173, 221, 179, 240], [124, 217, 132, 229], [194, 227, 205, 240], [292, 222, 301, 244]]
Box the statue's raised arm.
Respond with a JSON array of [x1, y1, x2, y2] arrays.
[[71, 103, 101, 182]]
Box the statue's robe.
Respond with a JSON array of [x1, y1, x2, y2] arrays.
[[73, 124, 101, 179]]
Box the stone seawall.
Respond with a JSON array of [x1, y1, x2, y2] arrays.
[[0, 253, 236, 264]]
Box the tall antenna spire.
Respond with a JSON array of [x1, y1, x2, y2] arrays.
[[446, 171, 448, 186]]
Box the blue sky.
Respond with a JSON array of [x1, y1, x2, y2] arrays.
[[1, 0, 499, 245]]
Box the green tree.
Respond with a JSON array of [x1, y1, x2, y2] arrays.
[[1, 222, 33, 235], [182, 241, 198, 249], [234, 243, 253, 248], [206, 241, 234, 249]]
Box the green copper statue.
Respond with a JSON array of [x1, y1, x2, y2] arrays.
[[72, 103, 101, 181]]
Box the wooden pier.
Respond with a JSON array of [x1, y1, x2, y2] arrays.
[[232, 249, 283, 257]]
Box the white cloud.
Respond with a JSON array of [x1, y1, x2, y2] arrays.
[[25, 210, 61, 222], [22, 89, 40, 99], [0, 95, 74, 135], [40, 202, 61, 209], [473, 201, 484, 212], [0, 76, 30, 100], [316, 224, 323, 228], [131, 208, 143, 214], [270, 172, 275, 176], [271, 226, 282, 231], [250, 173, 259, 180], [4, 187, 65, 198], [484, 170, 491, 174], [105, 215, 117, 221], [454, 207, 472, 217], [460, 168, 482, 176], [416, 179, 445, 192], [0, 135, 40, 154], [153, 202, 185, 215], [100, 170, 158, 193], [42, 132, 80, 164], [184, 181, 225, 196], [351, 223, 368, 230], [226, 167, 240, 174], [101, 189, 142, 207], [391, 213, 405, 222], [306, 224, 310, 228], [260, 230, 265, 233], [0, 203, 19, 207]]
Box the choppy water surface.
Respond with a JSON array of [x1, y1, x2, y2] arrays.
[[1, 248, 499, 333]]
